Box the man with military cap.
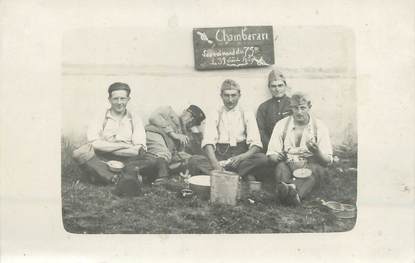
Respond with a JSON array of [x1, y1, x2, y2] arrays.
[[188, 79, 267, 180], [256, 69, 292, 152]]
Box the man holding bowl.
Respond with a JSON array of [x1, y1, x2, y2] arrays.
[[267, 92, 333, 206], [73, 82, 148, 185]]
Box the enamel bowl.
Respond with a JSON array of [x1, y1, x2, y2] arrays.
[[106, 160, 125, 173]]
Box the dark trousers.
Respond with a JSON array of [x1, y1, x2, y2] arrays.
[[125, 153, 169, 182], [188, 142, 268, 178], [82, 152, 168, 185], [274, 161, 326, 199]]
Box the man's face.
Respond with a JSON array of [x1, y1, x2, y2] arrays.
[[221, 89, 241, 110], [291, 102, 310, 124], [108, 90, 130, 114], [268, 80, 286, 98], [180, 110, 194, 129]]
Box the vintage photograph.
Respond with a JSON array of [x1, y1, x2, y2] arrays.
[[61, 25, 357, 234]]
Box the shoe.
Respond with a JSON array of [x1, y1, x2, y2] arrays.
[[276, 182, 289, 203], [286, 184, 301, 207], [113, 175, 141, 197]]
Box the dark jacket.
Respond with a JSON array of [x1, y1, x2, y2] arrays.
[[256, 95, 292, 152]]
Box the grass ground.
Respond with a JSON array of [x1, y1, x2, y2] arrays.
[[62, 137, 357, 234]]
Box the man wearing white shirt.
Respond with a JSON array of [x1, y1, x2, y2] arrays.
[[267, 92, 333, 206], [73, 82, 148, 185], [188, 79, 267, 179]]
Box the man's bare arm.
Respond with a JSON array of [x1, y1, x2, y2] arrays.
[[204, 144, 222, 171], [91, 140, 131, 153], [228, 145, 262, 168], [112, 147, 139, 157]]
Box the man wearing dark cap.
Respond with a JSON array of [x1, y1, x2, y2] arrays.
[[125, 105, 206, 183], [256, 69, 292, 152], [73, 82, 147, 185]]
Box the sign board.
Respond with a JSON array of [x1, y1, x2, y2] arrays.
[[193, 26, 274, 70]]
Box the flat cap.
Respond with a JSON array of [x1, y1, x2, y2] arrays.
[[186, 105, 206, 126], [108, 82, 131, 96]]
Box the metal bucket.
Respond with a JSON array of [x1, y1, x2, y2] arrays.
[[188, 175, 211, 200], [210, 170, 240, 206]]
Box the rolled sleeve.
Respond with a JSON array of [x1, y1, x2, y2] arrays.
[[201, 110, 219, 149], [244, 110, 263, 149], [131, 114, 147, 150], [266, 119, 285, 156]]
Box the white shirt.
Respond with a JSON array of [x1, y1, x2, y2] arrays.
[[266, 115, 333, 161], [87, 109, 146, 148], [202, 105, 263, 149]]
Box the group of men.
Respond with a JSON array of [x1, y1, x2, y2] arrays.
[[73, 69, 333, 206]]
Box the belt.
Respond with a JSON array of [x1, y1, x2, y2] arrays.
[[216, 141, 248, 155]]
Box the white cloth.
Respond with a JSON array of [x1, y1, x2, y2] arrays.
[[266, 115, 333, 162], [87, 109, 146, 148], [202, 105, 262, 149]]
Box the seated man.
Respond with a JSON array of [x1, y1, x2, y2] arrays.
[[125, 105, 206, 182], [256, 69, 292, 153], [188, 79, 268, 180], [73, 82, 147, 184], [267, 92, 333, 206]]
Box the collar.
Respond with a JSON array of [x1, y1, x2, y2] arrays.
[[272, 94, 287, 101], [105, 109, 131, 120], [221, 104, 240, 113]]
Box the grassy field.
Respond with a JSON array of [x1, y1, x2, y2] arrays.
[[62, 137, 357, 234]]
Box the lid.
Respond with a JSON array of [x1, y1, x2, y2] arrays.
[[188, 175, 211, 186], [211, 169, 239, 177]]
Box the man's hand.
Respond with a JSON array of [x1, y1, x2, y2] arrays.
[[268, 153, 286, 163], [92, 140, 131, 153], [212, 162, 224, 172], [170, 132, 189, 146], [306, 140, 331, 165], [137, 145, 146, 157], [204, 145, 222, 172], [306, 140, 319, 153], [228, 154, 247, 169]]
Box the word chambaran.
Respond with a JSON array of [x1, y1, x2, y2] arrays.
[[215, 28, 269, 42]]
